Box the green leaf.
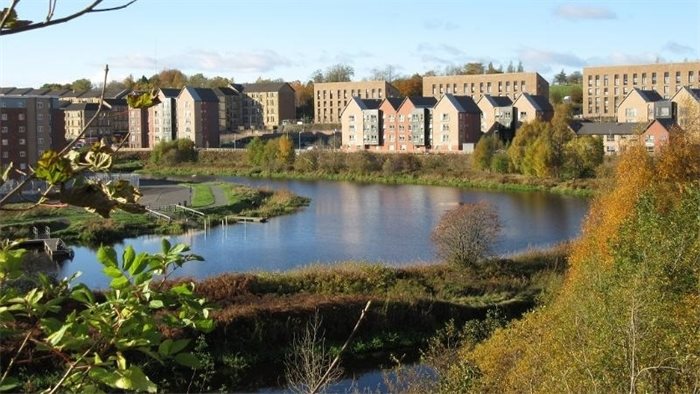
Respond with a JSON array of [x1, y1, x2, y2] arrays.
[[129, 253, 149, 276], [174, 352, 202, 369], [170, 284, 192, 296], [161, 239, 171, 254], [116, 351, 127, 370], [169, 339, 190, 355], [122, 366, 157, 393], [158, 339, 173, 356], [110, 276, 130, 290], [97, 246, 118, 268], [169, 243, 188, 255], [70, 284, 95, 304], [103, 266, 122, 278], [122, 246, 135, 272], [127, 91, 160, 109], [0, 162, 12, 183], [47, 323, 72, 346], [148, 299, 164, 309], [0, 376, 20, 392]]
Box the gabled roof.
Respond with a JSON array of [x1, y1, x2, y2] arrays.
[[648, 118, 677, 131], [569, 121, 647, 136], [452, 95, 481, 114], [633, 88, 664, 102], [478, 95, 513, 107], [515, 93, 553, 112], [179, 86, 219, 102], [0, 87, 17, 95], [103, 98, 127, 107], [381, 97, 403, 110], [159, 88, 181, 98], [213, 87, 239, 97], [406, 96, 437, 109], [670, 86, 700, 102], [240, 82, 290, 93], [63, 102, 108, 112], [340, 97, 381, 117]]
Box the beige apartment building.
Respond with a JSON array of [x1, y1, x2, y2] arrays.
[[423, 72, 549, 102], [512, 93, 554, 127], [176, 87, 220, 148], [583, 61, 700, 119], [431, 94, 481, 152], [616, 88, 671, 123], [671, 87, 700, 129], [238, 82, 295, 130], [314, 81, 400, 124], [340, 97, 382, 151], [477, 95, 513, 133]]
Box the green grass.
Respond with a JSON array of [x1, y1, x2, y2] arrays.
[[190, 183, 216, 207]]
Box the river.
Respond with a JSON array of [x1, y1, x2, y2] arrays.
[[61, 176, 590, 289]]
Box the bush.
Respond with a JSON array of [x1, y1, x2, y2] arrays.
[[431, 202, 501, 268], [151, 139, 198, 165], [490, 152, 510, 173]]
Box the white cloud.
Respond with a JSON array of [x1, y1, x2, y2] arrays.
[[553, 4, 617, 20], [424, 19, 459, 31], [662, 41, 695, 55], [518, 48, 586, 69]]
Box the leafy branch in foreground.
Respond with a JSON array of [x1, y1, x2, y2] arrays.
[[0, 239, 213, 393]]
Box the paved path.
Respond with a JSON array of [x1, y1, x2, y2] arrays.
[[211, 183, 229, 206], [139, 182, 229, 210]]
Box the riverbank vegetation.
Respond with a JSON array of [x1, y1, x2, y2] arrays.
[[154, 244, 569, 391], [0, 184, 309, 246], [430, 120, 700, 392]]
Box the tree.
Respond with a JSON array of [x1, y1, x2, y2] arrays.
[[554, 69, 568, 85], [188, 73, 209, 88], [569, 85, 583, 104], [431, 202, 501, 268], [105, 79, 127, 91], [368, 65, 398, 82], [208, 75, 234, 88], [567, 71, 583, 84], [310, 69, 324, 83], [71, 78, 93, 91], [506, 61, 515, 73], [516, 61, 524, 72], [472, 134, 503, 171], [246, 136, 265, 166], [323, 64, 354, 82], [550, 90, 563, 104], [393, 73, 423, 97], [151, 139, 198, 165], [486, 62, 502, 74], [277, 135, 295, 165], [155, 68, 188, 89], [464, 62, 485, 75], [41, 82, 70, 90], [563, 135, 604, 178]]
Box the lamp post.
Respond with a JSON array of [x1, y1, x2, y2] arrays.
[[298, 127, 302, 149]]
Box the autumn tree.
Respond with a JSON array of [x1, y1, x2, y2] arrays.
[[472, 134, 504, 171], [154, 68, 188, 88], [392, 73, 423, 97], [71, 78, 93, 91], [431, 202, 501, 268], [463, 62, 485, 75]]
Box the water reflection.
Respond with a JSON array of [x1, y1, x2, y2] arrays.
[[65, 177, 590, 289]]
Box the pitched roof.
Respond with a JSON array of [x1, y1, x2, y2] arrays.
[[569, 121, 647, 136], [671, 86, 700, 102], [382, 97, 403, 110], [63, 102, 107, 111], [213, 87, 239, 97], [517, 93, 554, 112], [406, 96, 437, 108], [452, 95, 481, 113], [477, 94, 513, 108], [159, 88, 181, 98], [179, 86, 219, 102], [0, 87, 17, 95], [241, 82, 290, 93], [103, 98, 127, 107], [634, 88, 664, 102]]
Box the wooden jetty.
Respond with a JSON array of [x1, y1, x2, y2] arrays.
[[229, 216, 267, 223], [15, 238, 74, 261]]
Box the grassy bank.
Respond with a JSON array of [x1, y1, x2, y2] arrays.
[[131, 149, 597, 197], [0, 184, 309, 246], [157, 245, 570, 391]]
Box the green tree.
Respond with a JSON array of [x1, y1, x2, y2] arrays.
[[71, 78, 93, 91], [507, 119, 548, 173], [277, 135, 295, 165], [246, 136, 265, 166], [188, 73, 209, 88], [554, 69, 568, 85], [463, 62, 485, 75], [472, 134, 503, 171], [563, 135, 604, 178], [323, 64, 354, 82], [506, 61, 515, 73], [567, 71, 583, 84], [431, 202, 501, 269], [516, 60, 524, 72], [151, 139, 198, 165]]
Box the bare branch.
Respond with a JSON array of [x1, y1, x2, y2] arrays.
[[0, 0, 20, 31], [0, 0, 137, 36]]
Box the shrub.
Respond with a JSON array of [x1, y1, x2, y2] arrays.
[[151, 139, 198, 165], [431, 202, 501, 268]]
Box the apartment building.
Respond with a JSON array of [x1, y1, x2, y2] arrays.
[[314, 81, 400, 124], [212, 87, 240, 133], [582, 62, 700, 119], [423, 72, 549, 102], [616, 88, 672, 123], [378, 97, 404, 152], [148, 88, 179, 147], [569, 121, 645, 155], [396, 97, 437, 152], [512, 93, 554, 127], [127, 106, 149, 148], [640, 119, 676, 154], [63, 102, 112, 143], [0, 94, 64, 176], [238, 82, 295, 130], [671, 87, 700, 129], [431, 94, 482, 152], [476, 95, 514, 134], [340, 97, 382, 150], [176, 87, 220, 148]]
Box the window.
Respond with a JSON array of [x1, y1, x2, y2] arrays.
[[348, 115, 355, 122], [19, 151, 26, 158], [690, 71, 695, 83], [1, 127, 6, 133], [441, 124, 449, 131], [441, 134, 449, 142], [38, 113, 43, 120], [441, 113, 449, 122], [1, 152, 7, 158], [18, 113, 24, 121], [38, 137, 44, 144], [1, 139, 7, 146], [603, 75, 609, 86], [614, 74, 619, 86], [1, 113, 6, 121], [633, 73, 638, 84], [19, 126, 25, 133], [37, 102, 44, 109], [19, 138, 25, 145], [651, 72, 657, 84], [664, 72, 669, 84], [675, 71, 681, 84], [606, 135, 615, 142], [642, 73, 647, 84], [625, 108, 637, 119]]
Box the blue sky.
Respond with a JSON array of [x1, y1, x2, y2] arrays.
[[1, 0, 699, 87]]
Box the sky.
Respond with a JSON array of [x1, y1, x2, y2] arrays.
[[0, 0, 699, 87]]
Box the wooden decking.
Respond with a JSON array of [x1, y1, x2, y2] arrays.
[[15, 238, 74, 261]]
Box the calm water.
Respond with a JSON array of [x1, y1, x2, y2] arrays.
[[62, 177, 590, 289]]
